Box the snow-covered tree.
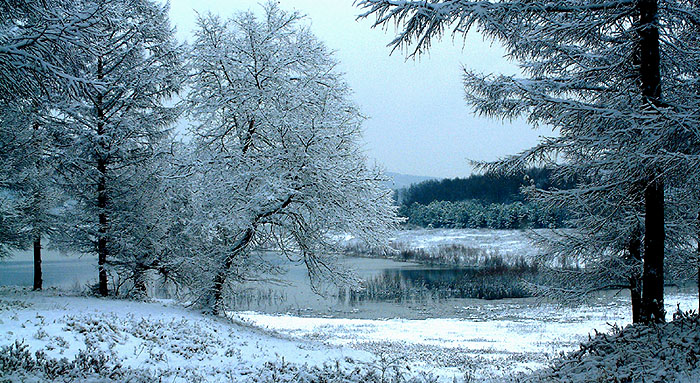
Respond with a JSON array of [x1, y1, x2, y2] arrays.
[[357, 0, 700, 323], [185, 3, 398, 314], [2, 99, 67, 290], [52, 0, 184, 296], [0, 121, 26, 258], [0, 0, 100, 103], [524, 168, 697, 323], [1, 0, 101, 283]]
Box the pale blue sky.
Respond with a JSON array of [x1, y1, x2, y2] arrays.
[[167, 0, 545, 178]]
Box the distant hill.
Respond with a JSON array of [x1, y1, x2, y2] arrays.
[[384, 172, 436, 190]]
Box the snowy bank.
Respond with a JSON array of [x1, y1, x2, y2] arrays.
[[2, 287, 698, 382], [0, 288, 387, 382]]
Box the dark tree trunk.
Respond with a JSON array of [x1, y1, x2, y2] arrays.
[[637, 0, 665, 324], [641, 178, 665, 323], [96, 56, 109, 297], [97, 161, 108, 296], [208, 195, 293, 315], [31, 190, 42, 291], [697, 212, 700, 313], [628, 229, 642, 323], [31, 114, 43, 292], [210, 270, 227, 316], [33, 233, 42, 291]]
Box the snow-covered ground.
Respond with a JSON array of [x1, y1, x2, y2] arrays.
[[232, 289, 699, 381], [0, 287, 373, 382], [2, 286, 695, 382], [2, 229, 699, 381]]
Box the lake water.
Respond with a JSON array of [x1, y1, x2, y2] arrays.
[[219, 255, 697, 321], [1, 250, 696, 322], [0, 248, 97, 290]]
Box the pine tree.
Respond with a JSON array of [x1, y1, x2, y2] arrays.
[[52, 0, 183, 296], [357, 0, 700, 323], [1, 0, 99, 282]]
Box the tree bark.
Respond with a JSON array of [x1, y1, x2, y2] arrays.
[[33, 233, 42, 291], [209, 195, 293, 315], [96, 56, 109, 297], [637, 0, 665, 324], [641, 178, 665, 323], [31, 112, 43, 292], [133, 264, 148, 298], [211, 228, 254, 315], [97, 160, 108, 296], [31, 183, 42, 291]]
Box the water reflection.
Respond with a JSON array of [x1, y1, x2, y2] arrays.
[[341, 266, 537, 305]]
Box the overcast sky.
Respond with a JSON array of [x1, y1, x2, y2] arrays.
[[167, 0, 547, 178]]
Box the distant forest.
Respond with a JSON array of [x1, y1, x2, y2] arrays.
[[396, 168, 571, 229]]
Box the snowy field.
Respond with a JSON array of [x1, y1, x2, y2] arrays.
[[389, 228, 542, 258], [1, 287, 696, 382], [232, 289, 699, 380]]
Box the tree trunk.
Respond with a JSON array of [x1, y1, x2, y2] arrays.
[[638, 0, 665, 324], [31, 112, 43, 292], [628, 228, 642, 323], [97, 162, 108, 296], [96, 56, 109, 297], [208, 197, 293, 315], [697, 212, 700, 313], [31, 188, 43, 291], [641, 178, 665, 323], [33, 233, 42, 291], [133, 264, 148, 298], [210, 268, 228, 316], [211, 228, 254, 315]]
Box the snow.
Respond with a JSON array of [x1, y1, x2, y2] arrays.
[[0, 287, 372, 382], [231, 289, 698, 380], [1, 285, 698, 381], [2, 228, 698, 381], [390, 228, 539, 257], [527, 310, 700, 383]]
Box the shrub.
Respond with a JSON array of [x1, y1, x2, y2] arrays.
[[520, 310, 700, 382], [0, 341, 157, 382]]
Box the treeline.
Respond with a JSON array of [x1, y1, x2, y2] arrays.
[[399, 200, 566, 229], [396, 168, 571, 206], [396, 168, 570, 229]]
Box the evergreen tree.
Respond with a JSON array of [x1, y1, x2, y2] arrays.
[[358, 0, 700, 323], [52, 0, 184, 296], [1, 0, 100, 283]]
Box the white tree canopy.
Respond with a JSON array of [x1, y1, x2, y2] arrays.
[[185, 2, 398, 312]]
